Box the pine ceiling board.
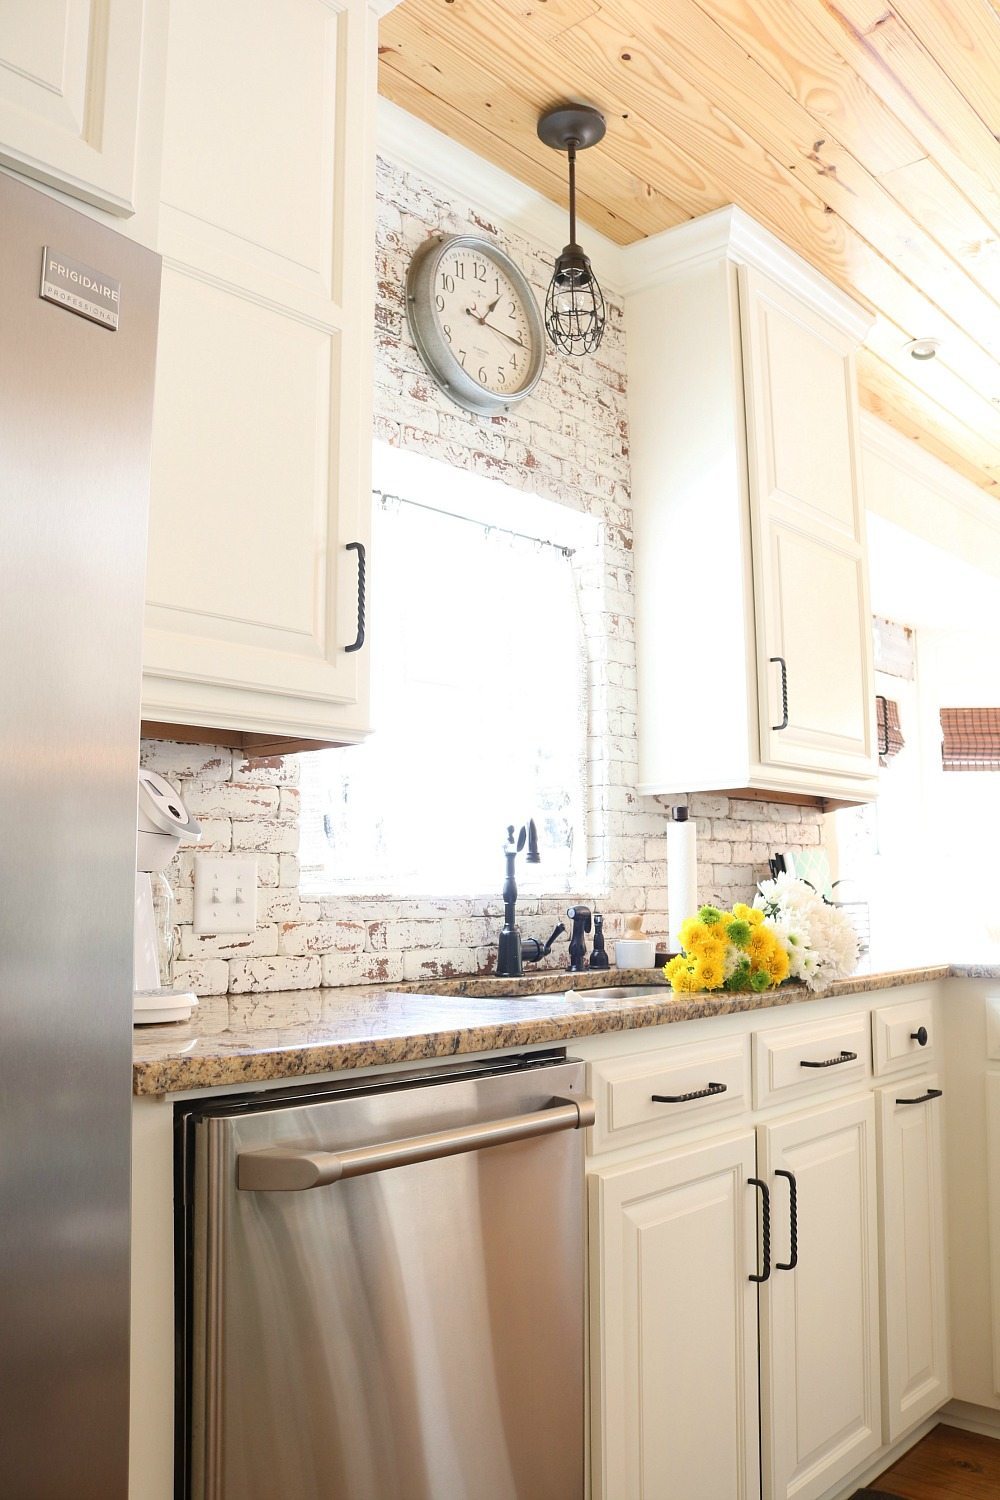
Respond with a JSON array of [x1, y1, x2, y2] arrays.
[[866, 312, 1000, 449], [382, 1, 737, 232], [491, 0, 602, 38], [596, 0, 1000, 361], [378, 12, 688, 242], [686, 0, 927, 177], [888, 0, 1000, 139], [551, 6, 1000, 400], [694, 0, 1000, 298], [377, 57, 647, 244], [878, 155, 1000, 305], [806, 0, 1000, 235], [858, 349, 1000, 490]]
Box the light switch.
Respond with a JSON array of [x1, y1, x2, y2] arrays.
[[194, 856, 258, 935]]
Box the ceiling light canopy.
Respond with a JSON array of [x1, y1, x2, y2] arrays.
[[537, 103, 607, 357]]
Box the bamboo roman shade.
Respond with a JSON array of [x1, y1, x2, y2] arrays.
[[940, 708, 1000, 771], [876, 695, 904, 768]]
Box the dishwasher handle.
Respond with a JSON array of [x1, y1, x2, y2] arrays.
[[236, 1094, 597, 1192]]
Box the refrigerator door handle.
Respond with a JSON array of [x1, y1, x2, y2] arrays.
[[236, 1094, 597, 1191]]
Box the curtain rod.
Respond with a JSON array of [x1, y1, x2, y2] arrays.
[[377, 490, 576, 558]]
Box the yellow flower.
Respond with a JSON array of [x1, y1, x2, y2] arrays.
[[749, 928, 771, 962], [732, 903, 754, 921], [663, 955, 687, 982], [670, 965, 699, 994], [747, 908, 765, 927], [679, 917, 709, 952], [691, 936, 726, 965], [693, 956, 724, 990], [765, 946, 790, 983]]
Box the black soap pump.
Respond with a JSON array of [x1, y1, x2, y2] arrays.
[[588, 913, 610, 970]]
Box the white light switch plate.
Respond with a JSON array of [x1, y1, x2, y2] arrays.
[[194, 856, 258, 935]]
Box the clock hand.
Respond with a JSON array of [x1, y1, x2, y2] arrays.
[[465, 293, 504, 325], [482, 317, 525, 349]]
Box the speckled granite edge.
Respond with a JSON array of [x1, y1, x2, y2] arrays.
[[133, 963, 954, 1096]]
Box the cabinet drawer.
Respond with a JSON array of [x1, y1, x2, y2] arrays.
[[589, 1036, 750, 1154], [753, 1012, 870, 1110], [872, 994, 936, 1077]]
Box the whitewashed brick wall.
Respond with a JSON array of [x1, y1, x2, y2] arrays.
[[146, 155, 823, 995]]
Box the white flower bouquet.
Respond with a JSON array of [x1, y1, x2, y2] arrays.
[[754, 872, 859, 994]]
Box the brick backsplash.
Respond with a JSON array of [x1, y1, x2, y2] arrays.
[[145, 155, 824, 996]]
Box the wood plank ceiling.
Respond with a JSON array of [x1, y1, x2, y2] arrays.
[[378, 0, 1000, 495]]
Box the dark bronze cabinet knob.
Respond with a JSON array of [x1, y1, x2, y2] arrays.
[[910, 1026, 929, 1047]]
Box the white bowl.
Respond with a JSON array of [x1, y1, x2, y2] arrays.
[[614, 938, 657, 969]]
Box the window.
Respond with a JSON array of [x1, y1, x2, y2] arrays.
[[300, 462, 592, 897]]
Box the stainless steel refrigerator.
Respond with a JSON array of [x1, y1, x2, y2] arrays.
[[0, 170, 161, 1499]]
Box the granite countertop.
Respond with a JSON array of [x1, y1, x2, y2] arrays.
[[132, 961, 958, 1096]]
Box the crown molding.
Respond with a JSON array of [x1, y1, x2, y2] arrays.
[[375, 97, 626, 289], [617, 203, 873, 342], [860, 410, 1000, 534]]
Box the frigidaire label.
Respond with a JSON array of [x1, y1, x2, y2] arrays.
[[39, 247, 120, 331]]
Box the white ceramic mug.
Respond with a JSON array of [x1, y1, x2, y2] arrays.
[[614, 938, 657, 969]]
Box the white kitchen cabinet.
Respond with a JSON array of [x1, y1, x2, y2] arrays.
[[625, 207, 877, 807], [758, 1093, 881, 1500], [0, 0, 145, 215], [741, 267, 875, 781], [876, 1075, 950, 1441], [140, 0, 376, 750], [0, 0, 382, 751], [589, 1131, 761, 1500]]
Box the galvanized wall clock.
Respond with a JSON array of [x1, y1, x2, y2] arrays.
[[405, 233, 546, 416]]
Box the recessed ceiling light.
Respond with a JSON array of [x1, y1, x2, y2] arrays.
[[906, 337, 941, 361]]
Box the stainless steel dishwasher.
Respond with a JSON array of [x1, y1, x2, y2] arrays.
[[176, 1051, 592, 1500]]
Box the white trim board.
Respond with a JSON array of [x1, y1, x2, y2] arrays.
[[862, 411, 1000, 540]]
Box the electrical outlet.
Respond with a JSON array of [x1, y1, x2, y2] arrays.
[[194, 856, 258, 935]]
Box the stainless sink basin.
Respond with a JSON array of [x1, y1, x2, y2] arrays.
[[564, 985, 668, 1002]]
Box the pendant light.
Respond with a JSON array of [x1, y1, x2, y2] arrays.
[[537, 103, 607, 357]]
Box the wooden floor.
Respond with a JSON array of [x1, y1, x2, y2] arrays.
[[869, 1424, 1000, 1498]]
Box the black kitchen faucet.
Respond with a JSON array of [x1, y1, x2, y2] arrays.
[[495, 820, 565, 978]]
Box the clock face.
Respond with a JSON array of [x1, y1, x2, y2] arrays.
[[433, 242, 535, 396], [406, 235, 546, 416]]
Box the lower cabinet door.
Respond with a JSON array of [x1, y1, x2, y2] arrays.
[[876, 1075, 950, 1440], [589, 1131, 761, 1500], [759, 1094, 881, 1500]]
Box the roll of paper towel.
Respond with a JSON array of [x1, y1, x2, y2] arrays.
[[667, 805, 697, 952]]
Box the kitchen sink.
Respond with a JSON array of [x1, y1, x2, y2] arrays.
[[564, 985, 669, 1002]]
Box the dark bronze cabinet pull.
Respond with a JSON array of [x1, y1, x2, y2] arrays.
[[875, 694, 890, 757], [748, 1177, 771, 1283], [345, 541, 366, 653], [800, 1049, 857, 1069], [770, 655, 789, 731], [910, 1026, 929, 1046], [651, 1081, 727, 1104], [774, 1169, 798, 1272], [896, 1087, 943, 1107]]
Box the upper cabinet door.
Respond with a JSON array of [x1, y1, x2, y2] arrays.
[[141, 0, 374, 746], [0, 0, 144, 214], [741, 266, 876, 780]]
